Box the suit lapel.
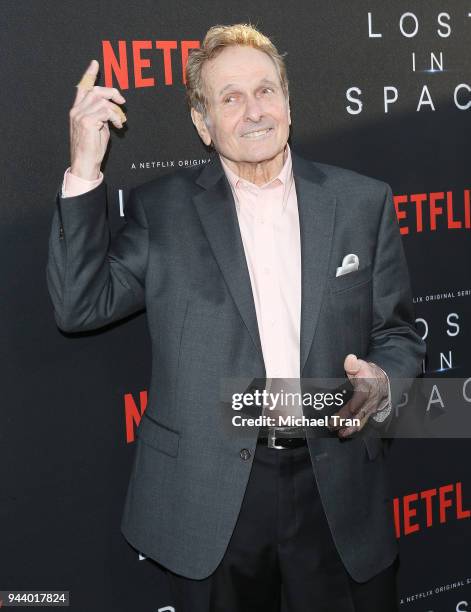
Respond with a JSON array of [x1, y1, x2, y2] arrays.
[[192, 151, 337, 376], [292, 153, 337, 374], [193, 156, 264, 364]]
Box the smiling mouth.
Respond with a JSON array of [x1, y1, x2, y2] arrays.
[[241, 127, 273, 139]]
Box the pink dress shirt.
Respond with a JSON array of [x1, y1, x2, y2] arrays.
[[220, 146, 301, 380], [62, 168, 103, 197]]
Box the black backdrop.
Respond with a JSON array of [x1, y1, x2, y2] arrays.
[[2, 1, 470, 611]]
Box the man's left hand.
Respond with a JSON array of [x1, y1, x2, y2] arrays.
[[328, 354, 389, 438]]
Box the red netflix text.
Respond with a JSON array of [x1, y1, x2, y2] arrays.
[[394, 190, 471, 234], [124, 390, 148, 443], [393, 481, 470, 538], [102, 40, 200, 89]]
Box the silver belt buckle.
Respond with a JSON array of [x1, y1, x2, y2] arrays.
[[268, 427, 287, 449]]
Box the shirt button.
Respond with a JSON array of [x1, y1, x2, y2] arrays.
[[239, 448, 251, 461]]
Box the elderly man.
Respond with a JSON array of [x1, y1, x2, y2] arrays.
[[47, 23, 425, 612]]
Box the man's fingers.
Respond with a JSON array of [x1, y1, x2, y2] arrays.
[[74, 96, 126, 129], [92, 86, 126, 104], [91, 106, 123, 129], [109, 102, 127, 124], [338, 413, 368, 438], [72, 85, 126, 123], [327, 405, 352, 431], [327, 390, 368, 431], [345, 387, 370, 417], [88, 109, 123, 130], [344, 353, 361, 376], [76, 103, 124, 130], [328, 402, 369, 438], [73, 59, 99, 106]]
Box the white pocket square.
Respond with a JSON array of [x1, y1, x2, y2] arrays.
[[336, 253, 359, 277]]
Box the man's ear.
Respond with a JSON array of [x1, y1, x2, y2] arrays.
[[191, 108, 212, 146], [287, 97, 291, 126]]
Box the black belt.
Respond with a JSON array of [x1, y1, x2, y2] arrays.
[[258, 428, 307, 449]]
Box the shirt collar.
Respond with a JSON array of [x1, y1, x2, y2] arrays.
[[219, 143, 293, 194]]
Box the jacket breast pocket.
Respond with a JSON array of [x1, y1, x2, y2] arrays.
[[330, 264, 372, 294], [137, 412, 180, 458]]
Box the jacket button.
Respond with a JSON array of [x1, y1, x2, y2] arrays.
[[239, 448, 251, 461]]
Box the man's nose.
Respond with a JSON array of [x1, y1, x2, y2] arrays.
[[244, 95, 264, 122]]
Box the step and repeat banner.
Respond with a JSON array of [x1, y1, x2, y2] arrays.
[[2, 1, 470, 611]]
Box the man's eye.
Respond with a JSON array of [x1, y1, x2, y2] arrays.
[[223, 95, 237, 104], [261, 87, 273, 94]]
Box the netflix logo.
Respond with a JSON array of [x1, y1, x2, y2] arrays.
[[394, 189, 471, 234], [102, 39, 200, 89], [124, 389, 147, 443], [393, 481, 470, 537]]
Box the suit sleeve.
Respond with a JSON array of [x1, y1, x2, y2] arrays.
[[46, 182, 148, 332], [365, 184, 427, 430]]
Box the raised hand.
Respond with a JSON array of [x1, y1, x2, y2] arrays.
[[69, 59, 126, 180]]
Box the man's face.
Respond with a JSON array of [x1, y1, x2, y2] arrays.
[[192, 45, 291, 164]]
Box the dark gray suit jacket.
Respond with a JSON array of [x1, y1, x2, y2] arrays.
[[46, 151, 426, 582]]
